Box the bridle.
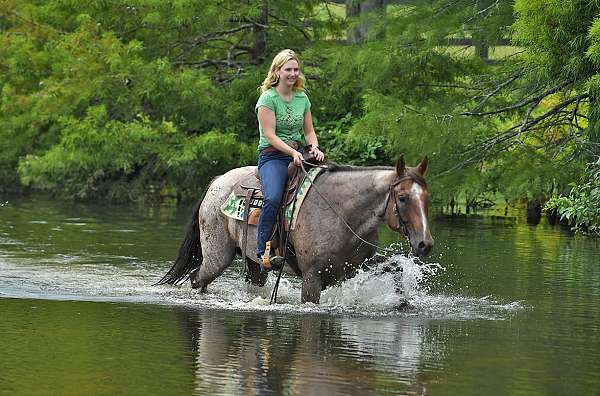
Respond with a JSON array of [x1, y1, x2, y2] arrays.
[[378, 173, 426, 238]]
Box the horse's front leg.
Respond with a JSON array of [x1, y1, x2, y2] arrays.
[[301, 267, 323, 304]]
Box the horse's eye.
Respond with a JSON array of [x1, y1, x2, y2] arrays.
[[397, 195, 408, 204]]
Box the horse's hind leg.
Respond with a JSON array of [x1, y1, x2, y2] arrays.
[[190, 228, 237, 292]]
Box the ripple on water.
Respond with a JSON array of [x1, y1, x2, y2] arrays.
[[0, 253, 523, 319]]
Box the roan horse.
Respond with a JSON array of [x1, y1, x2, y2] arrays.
[[156, 155, 433, 303]]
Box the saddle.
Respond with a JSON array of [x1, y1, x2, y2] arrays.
[[232, 149, 320, 227]]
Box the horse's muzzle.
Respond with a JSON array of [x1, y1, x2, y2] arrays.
[[412, 238, 434, 257]]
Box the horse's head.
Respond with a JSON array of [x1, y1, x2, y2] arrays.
[[384, 155, 434, 257]]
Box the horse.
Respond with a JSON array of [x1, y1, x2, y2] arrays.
[[156, 155, 433, 304]]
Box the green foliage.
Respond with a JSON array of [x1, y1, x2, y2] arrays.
[[508, 0, 600, 230], [513, 0, 598, 82], [545, 159, 600, 235], [511, 0, 600, 148], [0, 0, 265, 199], [18, 106, 253, 201], [1, 0, 598, 220], [317, 112, 387, 166], [304, 6, 506, 201]]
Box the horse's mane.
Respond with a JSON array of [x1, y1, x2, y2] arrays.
[[323, 162, 427, 187], [325, 163, 394, 172]]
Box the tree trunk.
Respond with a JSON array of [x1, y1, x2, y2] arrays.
[[588, 95, 600, 159], [346, 0, 385, 44], [474, 39, 489, 63], [526, 200, 542, 225], [251, 1, 268, 63]]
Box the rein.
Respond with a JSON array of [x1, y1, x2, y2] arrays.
[[298, 161, 413, 255]]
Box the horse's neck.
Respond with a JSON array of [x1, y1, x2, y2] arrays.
[[324, 168, 395, 230]]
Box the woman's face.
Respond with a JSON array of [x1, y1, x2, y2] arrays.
[[277, 59, 299, 88]]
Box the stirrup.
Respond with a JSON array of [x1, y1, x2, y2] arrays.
[[261, 255, 284, 272], [261, 241, 272, 271], [260, 241, 284, 272]]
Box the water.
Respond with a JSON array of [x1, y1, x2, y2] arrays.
[[1, 195, 599, 395]]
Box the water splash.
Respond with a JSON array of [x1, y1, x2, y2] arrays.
[[0, 252, 522, 319]]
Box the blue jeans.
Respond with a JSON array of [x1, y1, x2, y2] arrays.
[[256, 150, 299, 257]]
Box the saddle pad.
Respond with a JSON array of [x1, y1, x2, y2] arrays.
[[220, 167, 323, 230]]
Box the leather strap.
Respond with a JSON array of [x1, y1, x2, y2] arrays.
[[241, 187, 256, 275]]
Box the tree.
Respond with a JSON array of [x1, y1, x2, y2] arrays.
[[454, 0, 600, 231], [0, 0, 342, 200], [461, 0, 600, 162], [3, 0, 596, 218], [307, 0, 517, 203], [346, 0, 385, 43]]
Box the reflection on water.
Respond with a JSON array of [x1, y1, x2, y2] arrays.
[[176, 309, 435, 395], [0, 298, 438, 395], [1, 194, 600, 395]]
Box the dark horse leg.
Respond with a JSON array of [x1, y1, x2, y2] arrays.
[[245, 259, 268, 287], [301, 267, 323, 304]]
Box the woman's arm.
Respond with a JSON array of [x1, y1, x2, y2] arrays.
[[303, 110, 325, 161], [258, 106, 304, 165]]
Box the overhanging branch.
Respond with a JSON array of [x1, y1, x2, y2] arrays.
[[433, 93, 590, 179], [462, 79, 574, 116]]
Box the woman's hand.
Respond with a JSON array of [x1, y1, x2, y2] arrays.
[[309, 146, 325, 162], [292, 150, 304, 166], [303, 111, 325, 162]]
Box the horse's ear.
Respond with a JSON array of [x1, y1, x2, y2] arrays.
[[396, 154, 406, 176], [416, 156, 428, 175]]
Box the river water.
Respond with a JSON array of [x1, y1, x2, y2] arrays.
[[1, 195, 599, 395]]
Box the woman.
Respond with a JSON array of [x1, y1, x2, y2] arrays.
[[255, 49, 325, 270]]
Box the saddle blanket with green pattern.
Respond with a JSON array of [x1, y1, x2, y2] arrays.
[[220, 167, 323, 230]]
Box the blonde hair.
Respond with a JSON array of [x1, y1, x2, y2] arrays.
[[259, 49, 306, 93]]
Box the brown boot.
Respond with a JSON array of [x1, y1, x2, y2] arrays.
[[261, 255, 284, 272]]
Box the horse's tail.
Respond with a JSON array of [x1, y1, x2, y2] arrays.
[[154, 197, 204, 286]]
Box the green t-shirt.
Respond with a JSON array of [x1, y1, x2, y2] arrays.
[[255, 88, 311, 152]]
